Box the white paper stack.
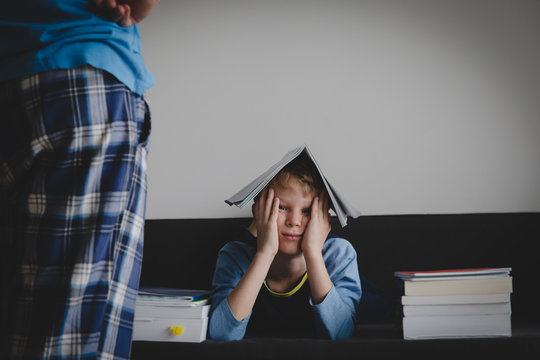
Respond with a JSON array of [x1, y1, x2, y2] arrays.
[[133, 286, 211, 343], [394, 268, 512, 340]]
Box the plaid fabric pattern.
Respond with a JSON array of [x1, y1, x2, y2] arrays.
[[1, 65, 151, 359]]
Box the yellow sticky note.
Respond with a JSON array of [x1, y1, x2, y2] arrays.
[[169, 326, 184, 336]]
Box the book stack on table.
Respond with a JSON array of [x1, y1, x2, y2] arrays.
[[133, 286, 211, 343], [394, 267, 513, 340]]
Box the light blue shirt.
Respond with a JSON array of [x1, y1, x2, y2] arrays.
[[209, 232, 363, 341], [0, 0, 154, 95]]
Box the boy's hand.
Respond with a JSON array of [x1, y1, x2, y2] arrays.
[[252, 188, 280, 257], [91, 0, 159, 27], [301, 192, 331, 256]]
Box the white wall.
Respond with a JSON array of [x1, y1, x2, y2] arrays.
[[139, 0, 540, 219]]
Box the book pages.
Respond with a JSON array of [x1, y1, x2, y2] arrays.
[[225, 144, 360, 227]]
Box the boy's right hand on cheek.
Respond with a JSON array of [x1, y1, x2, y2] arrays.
[[253, 188, 280, 257]]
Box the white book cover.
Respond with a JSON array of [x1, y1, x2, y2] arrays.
[[135, 303, 211, 319], [403, 302, 511, 316], [133, 317, 209, 343], [403, 276, 512, 296], [224, 144, 360, 227], [402, 314, 511, 340], [401, 293, 511, 306], [137, 286, 210, 303], [405, 273, 511, 281], [395, 267, 512, 281]]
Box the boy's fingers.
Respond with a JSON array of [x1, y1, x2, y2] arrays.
[[264, 188, 274, 219], [253, 190, 266, 224], [312, 196, 320, 219], [256, 188, 267, 210], [319, 192, 328, 214], [270, 197, 280, 221]]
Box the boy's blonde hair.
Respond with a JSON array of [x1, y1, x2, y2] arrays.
[[261, 152, 327, 198]]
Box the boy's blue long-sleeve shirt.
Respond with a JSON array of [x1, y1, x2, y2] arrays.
[[209, 229, 362, 341]]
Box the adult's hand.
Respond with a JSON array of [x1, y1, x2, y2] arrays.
[[92, 0, 160, 27]]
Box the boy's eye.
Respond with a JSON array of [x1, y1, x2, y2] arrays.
[[279, 205, 287, 211], [302, 208, 312, 215]]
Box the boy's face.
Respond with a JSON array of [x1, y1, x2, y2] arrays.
[[273, 179, 317, 256]]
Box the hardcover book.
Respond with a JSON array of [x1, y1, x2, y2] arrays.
[[133, 286, 211, 343], [401, 293, 511, 306], [402, 302, 511, 317], [394, 267, 512, 281], [224, 144, 360, 227], [394, 268, 513, 340], [402, 276, 513, 296], [402, 314, 511, 339]]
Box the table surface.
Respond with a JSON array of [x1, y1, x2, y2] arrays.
[[132, 323, 540, 360]]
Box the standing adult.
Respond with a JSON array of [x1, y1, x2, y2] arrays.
[[1, 1, 159, 358]]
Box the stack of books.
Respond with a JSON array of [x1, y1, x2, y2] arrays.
[[133, 286, 211, 343], [394, 267, 512, 340]]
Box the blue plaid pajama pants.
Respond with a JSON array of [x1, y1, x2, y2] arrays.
[[0, 65, 151, 359]]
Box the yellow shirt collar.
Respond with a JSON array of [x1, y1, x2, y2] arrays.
[[264, 273, 308, 298]]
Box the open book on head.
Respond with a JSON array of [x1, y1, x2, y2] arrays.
[[224, 144, 360, 227]]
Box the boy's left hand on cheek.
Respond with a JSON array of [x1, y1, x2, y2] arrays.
[[301, 192, 331, 255]]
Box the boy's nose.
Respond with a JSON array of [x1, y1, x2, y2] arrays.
[[286, 212, 302, 227]]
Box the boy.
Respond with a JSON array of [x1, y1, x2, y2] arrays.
[[209, 153, 362, 340]]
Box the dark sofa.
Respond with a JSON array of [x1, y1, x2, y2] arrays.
[[132, 213, 540, 359]]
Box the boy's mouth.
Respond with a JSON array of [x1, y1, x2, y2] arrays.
[[281, 233, 302, 241]]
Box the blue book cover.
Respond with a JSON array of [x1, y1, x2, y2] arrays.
[[138, 286, 210, 301]]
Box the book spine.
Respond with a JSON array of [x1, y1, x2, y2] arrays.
[[133, 317, 209, 342], [401, 293, 511, 305], [135, 305, 210, 319], [403, 276, 512, 296], [402, 314, 511, 340], [402, 302, 511, 316]]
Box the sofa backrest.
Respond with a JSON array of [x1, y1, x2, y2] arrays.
[[140, 213, 539, 324]]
